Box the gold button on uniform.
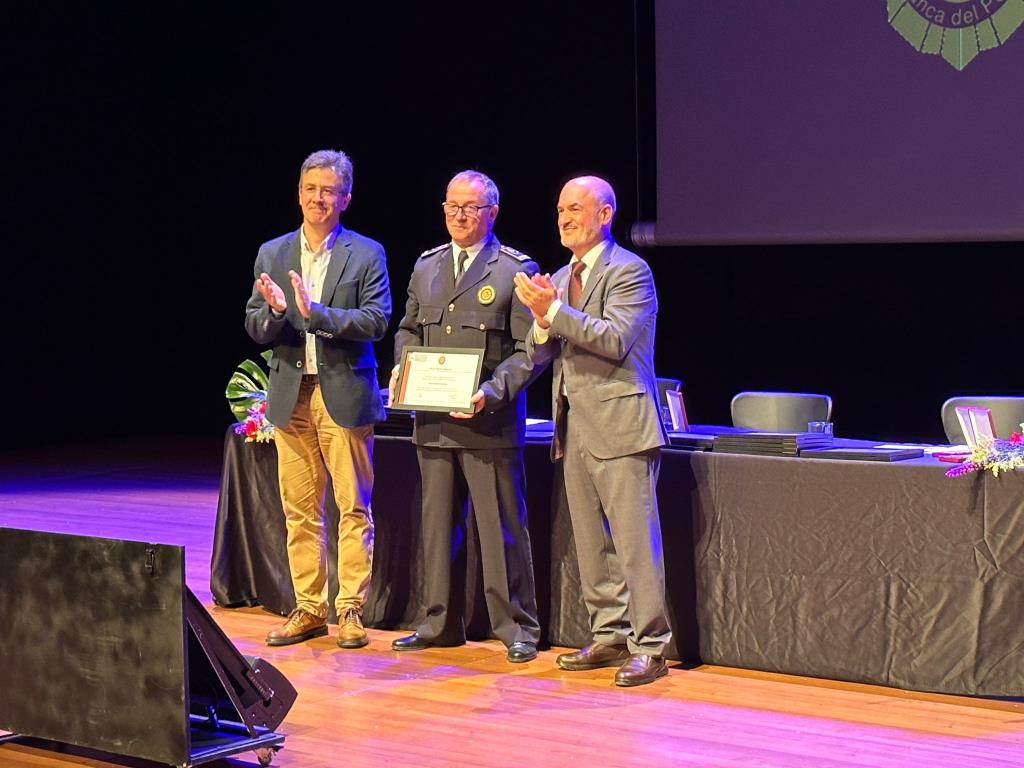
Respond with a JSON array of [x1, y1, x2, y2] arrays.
[[479, 323, 485, 330], [445, 325, 452, 334], [448, 303, 455, 311]]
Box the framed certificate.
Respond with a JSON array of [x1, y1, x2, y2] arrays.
[[392, 346, 485, 414]]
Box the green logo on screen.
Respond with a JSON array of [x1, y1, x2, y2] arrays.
[[887, 0, 1024, 69]]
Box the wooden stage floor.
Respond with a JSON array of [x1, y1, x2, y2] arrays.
[[1, 438, 1022, 768]]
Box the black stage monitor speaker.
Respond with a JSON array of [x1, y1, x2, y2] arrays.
[[0, 527, 296, 767]]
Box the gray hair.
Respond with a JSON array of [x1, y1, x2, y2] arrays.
[[447, 170, 499, 205], [299, 149, 354, 196]]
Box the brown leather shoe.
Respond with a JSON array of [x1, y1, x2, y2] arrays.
[[614, 654, 668, 687], [337, 607, 369, 649], [556, 642, 630, 671], [266, 608, 328, 647]]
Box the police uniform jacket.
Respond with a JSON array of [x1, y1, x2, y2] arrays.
[[395, 237, 539, 449]]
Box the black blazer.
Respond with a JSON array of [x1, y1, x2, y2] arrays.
[[245, 226, 391, 428]]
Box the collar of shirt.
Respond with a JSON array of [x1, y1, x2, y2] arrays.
[[450, 236, 490, 278], [570, 239, 611, 286], [300, 224, 340, 258]]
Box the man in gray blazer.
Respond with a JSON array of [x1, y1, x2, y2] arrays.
[[245, 149, 390, 649], [513, 175, 671, 686], [389, 170, 542, 663]]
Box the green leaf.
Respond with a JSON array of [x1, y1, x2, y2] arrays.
[[229, 401, 252, 422], [226, 373, 261, 396], [225, 356, 271, 423], [237, 359, 269, 388]]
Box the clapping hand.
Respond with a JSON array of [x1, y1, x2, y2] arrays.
[[255, 272, 287, 313], [513, 272, 559, 328], [288, 270, 311, 320]]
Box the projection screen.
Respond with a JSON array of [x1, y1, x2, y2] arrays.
[[643, 1, 1024, 245]]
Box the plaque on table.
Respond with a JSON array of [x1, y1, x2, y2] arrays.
[[956, 406, 995, 448], [392, 346, 484, 414], [712, 432, 834, 456], [799, 446, 925, 462], [666, 432, 715, 451]]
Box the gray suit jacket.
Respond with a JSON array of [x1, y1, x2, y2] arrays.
[[527, 241, 666, 460], [244, 226, 391, 429], [395, 237, 539, 449]]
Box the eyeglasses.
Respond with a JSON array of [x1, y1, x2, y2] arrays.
[[442, 202, 494, 219]]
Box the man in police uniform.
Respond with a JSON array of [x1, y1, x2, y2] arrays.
[[389, 170, 542, 662]]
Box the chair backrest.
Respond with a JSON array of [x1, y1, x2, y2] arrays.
[[941, 396, 1024, 443], [730, 391, 833, 432], [656, 377, 683, 407]]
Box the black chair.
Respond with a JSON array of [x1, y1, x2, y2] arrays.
[[941, 396, 1024, 443], [730, 391, 832, 432]]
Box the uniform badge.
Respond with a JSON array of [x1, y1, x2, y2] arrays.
[[886, 0, 1022, 70], [477, 285, 496, 305]]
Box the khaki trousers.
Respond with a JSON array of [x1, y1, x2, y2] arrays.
[[275, 378, 374, 619]]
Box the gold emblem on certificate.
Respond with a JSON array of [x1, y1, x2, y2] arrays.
[[392, 346, 485, 414], [477, 285, 496, 305]]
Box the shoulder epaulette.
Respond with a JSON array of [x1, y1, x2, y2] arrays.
[[499, 244, 531, 262], [418, 243, 449, 259]]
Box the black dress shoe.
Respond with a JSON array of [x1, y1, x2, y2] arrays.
[[614, 654, 668, 687], [506, 641, 538, 663], [391, 632, 432, 651], [556, 642, 630, 671]]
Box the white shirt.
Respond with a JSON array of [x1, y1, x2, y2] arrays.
[[299, 225, 339, 374], [533, 240, 608, 344], [451, 237, 488, 279]]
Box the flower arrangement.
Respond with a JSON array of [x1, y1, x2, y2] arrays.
[[226, 352, 275, 443], [945, 427, 1024, 477], [235, 398, 275, 443]]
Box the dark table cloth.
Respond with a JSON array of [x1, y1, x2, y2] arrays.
[[691, 451, 1024, 696], [212, 428, 1024, 694], [211, 429, 699, 661]]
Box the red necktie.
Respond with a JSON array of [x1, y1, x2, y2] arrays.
[[568, 259, 585, 309]]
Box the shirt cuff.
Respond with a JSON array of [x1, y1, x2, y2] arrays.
[[544, 299, 563, 324], [533, 322, 551, 344]]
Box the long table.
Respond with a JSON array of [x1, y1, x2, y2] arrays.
[[211, 429, 1024, 696]]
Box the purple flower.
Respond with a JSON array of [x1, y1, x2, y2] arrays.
[[945, 461, 979, 478]]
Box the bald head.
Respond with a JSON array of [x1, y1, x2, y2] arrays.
[[565, 176, 617, 211], [557, 176, 617, 257]]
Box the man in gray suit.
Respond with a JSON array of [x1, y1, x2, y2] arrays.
[[245, 149, 390, 649], [513, 175, 671, 686], [389, 170, 542, 663]]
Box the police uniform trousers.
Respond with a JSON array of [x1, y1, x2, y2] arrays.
[[275, 376, 374, 619], [414, 444, 541, 647], [562, 407, 671, 656]]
